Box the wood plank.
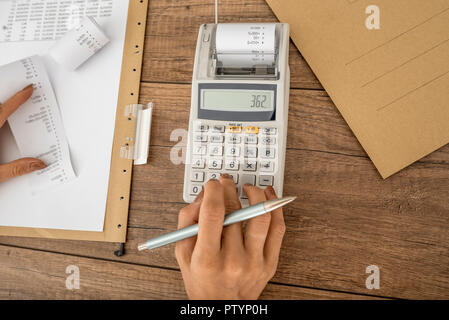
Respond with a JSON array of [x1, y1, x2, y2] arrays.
[[5, 0, 448, 302], [2, 144, 449, 299], [137, 82, 449, 163], [0, 245, 374, 300], [76, 147, 449, 300], [2, 82, 449, 299], [143, 0, 322, 89]]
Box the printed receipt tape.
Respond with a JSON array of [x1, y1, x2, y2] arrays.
[[49, 16, 110, 70]]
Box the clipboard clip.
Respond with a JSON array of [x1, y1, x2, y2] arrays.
[[121, 102, 153, 165]]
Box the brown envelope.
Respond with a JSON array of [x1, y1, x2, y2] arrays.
[[266, 0, 449, 178]]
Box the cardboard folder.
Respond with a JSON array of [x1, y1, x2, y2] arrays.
[[266, 0, 449, 178], [0, 0, 149, 242]]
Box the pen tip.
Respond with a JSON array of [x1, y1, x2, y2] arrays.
[[264, 196, 296, 212], [137, 243, 147, 251]]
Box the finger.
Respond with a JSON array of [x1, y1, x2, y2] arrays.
[[219, 174, 244, 251], [0, 84, 34, 128], [196, 179, 225, 255], [0, 157, 46, 182], [263, 186, 286, 267], [243, 184, 271, 255], [175, 190, 204, 266]]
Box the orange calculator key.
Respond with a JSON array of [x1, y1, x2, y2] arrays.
[[245, 126, 259, 134], [228, 126, 242, 133]]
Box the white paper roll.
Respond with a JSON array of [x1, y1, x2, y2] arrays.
[[216, 53, 276, 67], [216, 23, 276, 67], [49, 16, 110, 71]]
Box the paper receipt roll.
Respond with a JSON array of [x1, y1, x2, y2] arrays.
[[216, 23, 276, 67], [49, 16, 110, 70]]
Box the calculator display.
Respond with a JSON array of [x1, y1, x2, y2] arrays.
[[201, 90, 274, 112], [198, 83, 277, 122]]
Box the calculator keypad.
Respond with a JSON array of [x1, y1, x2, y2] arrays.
[[189, 122, 277, 200]]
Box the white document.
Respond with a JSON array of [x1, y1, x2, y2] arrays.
[[216, 23, 276, 67], [0, 0, 130, 231], [49, 16, 110, 70], [0, 55, 76, 194], [0, 0, 115, 42]]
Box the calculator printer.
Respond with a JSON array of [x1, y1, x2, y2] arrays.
[[183, 23, 290, 206]]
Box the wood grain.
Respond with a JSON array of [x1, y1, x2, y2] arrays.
[[138, 83, 449, 163], [2, 83, 449, 299], [0, 245, 375, 300], [1, 0, 448, 301], [143, 0, 322, 89], [2, 122, 448, 299]]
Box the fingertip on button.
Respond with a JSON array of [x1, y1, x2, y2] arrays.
[[265, 185, 275, 195]]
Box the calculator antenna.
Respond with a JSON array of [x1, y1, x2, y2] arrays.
[[215, 0, 219, 24]]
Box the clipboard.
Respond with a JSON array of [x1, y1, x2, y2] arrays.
[[0, 0, 150, 244]]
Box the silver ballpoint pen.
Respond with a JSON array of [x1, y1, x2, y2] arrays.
[[137, 196, 296, 251]]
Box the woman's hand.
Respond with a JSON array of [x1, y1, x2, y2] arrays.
[[0, 85, 46, 182], [175, 174, 286, 300]]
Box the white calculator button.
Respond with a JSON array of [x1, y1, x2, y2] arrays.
[[209, 144, 223, 156], [262, 128, 277, 135], [192, 158, 205, 169], [193, 134, 208, 142], [195, 124, 209, 132], [193, 145, 207, 155], [261, 147, 275, 159], [227, 135, 242, 144], [240, 174, 256, 198], [262, 137, 276, 145], [260, 161, 275, 172], [225, 159, 239, 171], [245, 135, 258, 144], [244, 146, 258, 158], [226, 146, 241, 157], [191, 171, 205, 182], [207, 172, 220, 180], [243, 160, 257, 171], [212, 125, 225, 133], [211, 135, 224, 143], [208, 158, 223, 170], [259, 175, 274, 186], [190, 185, 203, 196], [241, 174, 256, 186]]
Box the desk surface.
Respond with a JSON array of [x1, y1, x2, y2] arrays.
[[1, 0, 449, 300]]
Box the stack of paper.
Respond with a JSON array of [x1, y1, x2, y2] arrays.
[[0, 0, 130, 231]]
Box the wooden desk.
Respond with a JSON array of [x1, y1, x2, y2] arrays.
[[1, 0, 448, 300]]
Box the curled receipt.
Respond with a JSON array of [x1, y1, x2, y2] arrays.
[[216, 23, 276, 67], [0, 56, 76, 193], [49, 16, 110, 70]]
